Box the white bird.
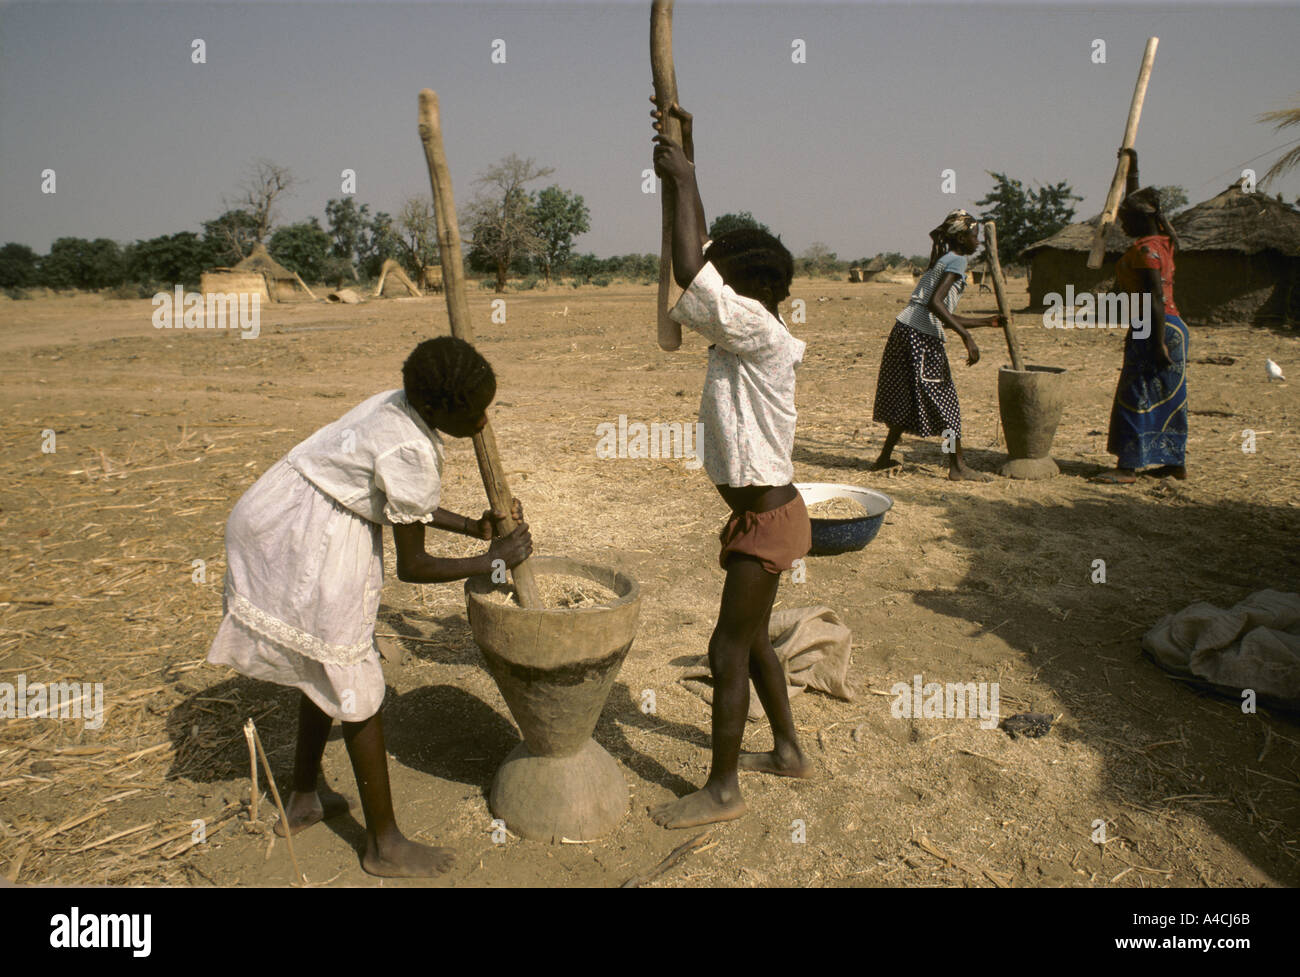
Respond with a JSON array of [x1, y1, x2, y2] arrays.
[[1266, 358, 1285, 381]]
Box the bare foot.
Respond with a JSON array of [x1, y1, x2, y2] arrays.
[[651, 785, 747, 829], [738, 747, 813, 778], [870, 458, 902, 472], [948, 464, 993, 482], [275, 789, 353, 837], [1142, 465, 1187, 480], [362, 832, 455, 878]]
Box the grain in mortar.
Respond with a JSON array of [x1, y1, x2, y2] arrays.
[[482, 572, 618, 608]]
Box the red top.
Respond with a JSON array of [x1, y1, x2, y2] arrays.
[[1115, 234, 1180, 317]]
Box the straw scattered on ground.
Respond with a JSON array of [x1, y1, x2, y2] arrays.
[[1, 278, 1296, 888]]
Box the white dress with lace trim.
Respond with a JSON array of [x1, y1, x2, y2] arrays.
[[227, 591, 375, 666], [206, 459, 390, 721]]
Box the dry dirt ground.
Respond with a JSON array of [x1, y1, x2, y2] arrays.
[[1, 278, 1297, 888]]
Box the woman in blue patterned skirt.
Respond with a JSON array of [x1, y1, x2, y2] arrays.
[[1092, 149, 1189, 484]]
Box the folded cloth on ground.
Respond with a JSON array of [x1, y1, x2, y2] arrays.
[[679, 606, 854, 721], [1142, 589, 1300, 709]]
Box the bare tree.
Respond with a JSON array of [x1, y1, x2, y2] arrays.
[[228, 159, 297, 246], [397, 195, 439, 288], [465, 154, 553, 292]]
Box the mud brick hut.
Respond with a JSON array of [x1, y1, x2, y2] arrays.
[[1022, 180, 1300, 327]]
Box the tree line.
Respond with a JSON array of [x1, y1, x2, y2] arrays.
[[4, 163, 1156, 295], [0, 156, 606, 296]]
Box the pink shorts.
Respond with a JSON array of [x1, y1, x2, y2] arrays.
[[718, 495, 812, 575]]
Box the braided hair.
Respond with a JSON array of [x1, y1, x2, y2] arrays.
[[705, 228, 794, 302], [402, 336, 496, 418]]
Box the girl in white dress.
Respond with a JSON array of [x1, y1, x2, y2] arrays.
[[207, 336, 532, 878]]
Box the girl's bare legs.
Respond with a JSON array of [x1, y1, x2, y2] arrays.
[[652, 555, 796, 829], [277, 693, 352, 837], [737, 596, 812, 778], [343, 710, 454, 877]]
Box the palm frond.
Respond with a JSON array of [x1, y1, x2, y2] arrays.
[[1257, 99, 1300, 187], [1261, 140, 1300, 188], [1257, 106, 1300, 130]]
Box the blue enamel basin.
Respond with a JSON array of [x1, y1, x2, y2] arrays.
[[796, 482, 893, 555]]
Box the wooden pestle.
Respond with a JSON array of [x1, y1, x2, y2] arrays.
[[983, 220, 1024, 372], [417, 89, 541, 609], [651, 0, 683, 351], [1087, 37, 1158, 269]]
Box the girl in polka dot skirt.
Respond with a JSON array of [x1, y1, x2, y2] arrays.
[[871, 210, 1002, 481]]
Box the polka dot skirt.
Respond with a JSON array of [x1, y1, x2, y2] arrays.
[[872, 321, 962, 438]]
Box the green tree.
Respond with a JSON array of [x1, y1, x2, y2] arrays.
[[269, 219, 331, 282], [1155, 185, 1189, 213], [125, 232, 212, 287], [325, 198, 375, 279], [529, 186, 590, 284], [975, 172, 1082, 261], [613, 253, 658, 281], [860, 251, 906, 267], [0, 243, 40, 288], [708, 211, 770, 239], [564, 252, 602, 281], [40, 237, 125, 290], [202, 209, 260, 265], [360, 211, 402, 279]]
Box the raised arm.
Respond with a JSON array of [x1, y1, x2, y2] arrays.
[[674, 104, 707, 242], [652, 98, 707, 288], [1120, 147, 1140, 199]]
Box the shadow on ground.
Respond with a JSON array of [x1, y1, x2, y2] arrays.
[[915, 489, 1300, 883]]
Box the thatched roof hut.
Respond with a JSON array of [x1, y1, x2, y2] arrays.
[[228, 244, 317, 302], [1022, 181, 1300, 326], [859, 256, 888, 282], [1021, 217, 1134, 308], [848, 264, 863, 283]]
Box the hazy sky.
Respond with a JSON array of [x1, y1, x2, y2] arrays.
[[2, 0, 1298, 260]]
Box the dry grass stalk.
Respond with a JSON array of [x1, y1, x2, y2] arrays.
[[242, 720, 259, 823], [621, 829, 715, 888], [70, 821, 154, 854], [248, 721, 304, 885]]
